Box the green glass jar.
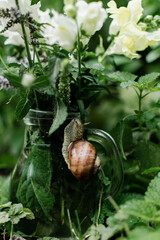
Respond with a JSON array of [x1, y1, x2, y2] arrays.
[[10, 109, 123, 238]]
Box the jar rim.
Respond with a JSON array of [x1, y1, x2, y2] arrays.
[[24, 109, 81, 126]]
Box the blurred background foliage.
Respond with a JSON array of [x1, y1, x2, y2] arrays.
[[0, 0, 160, 177]]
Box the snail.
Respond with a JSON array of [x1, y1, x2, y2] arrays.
[[62, 118, 101, 180]]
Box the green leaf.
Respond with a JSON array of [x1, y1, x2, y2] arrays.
[[23, 208, 35, 220], [37, 237, 60, 240], [145, 174, 160, 207], [31, 0, 40, 4], [4, 73, 22, 88], [0, 202, 12, 209], [16, 97, 33, 120], [120, 80, 137, 88], [0, 177, 11, 204], [48, 56, 61, 87], [106, 71, 137, 82], [17, 145, 54, 218], [135, 141, 160, 172], [33, 75, 50, 89], [85, 61, 105, 71], [9, 203, 23, 216], [49, 99, 67, 135], [142, 167, 160, 175], [121, 199, 160, 222], [0, 212, 10, 224], [129, 227, 160, 240], [138, 72, 160, 86]]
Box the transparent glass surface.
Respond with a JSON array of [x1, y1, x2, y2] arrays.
[[10, 109, 123, 238], [85, 128, 123, 197]]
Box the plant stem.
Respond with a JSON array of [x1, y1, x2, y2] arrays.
[[61, 187, 65, 225], [33, 89, 39, 109], [9, 223, 13, 240], [67, 209, 74, 239], [96, 186, 103, 226], [34, 46, 43, 70], [107, 196, 130, 236], [15, 0, 32, 69], [3, 223, 6, 240], [138, 88, 143, 129], [75, 210, 82, 236], [0, 56, 17, 75], [77, 29, 82, 92]]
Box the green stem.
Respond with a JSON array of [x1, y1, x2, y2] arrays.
[[75, 210, 82, 236], [107, 196, 130, 236], [96, 186, 103, 226], [61, 187, 65, 225], [67, 209, 74, 239], [0, 56, 17, 75], [34, 46, 43, 70], [9, 223, 13, 240], [33, 89, 39, 110], [15, 0, 32, 69], [77, 29, 82, 91], [138, 88, 143, 129]]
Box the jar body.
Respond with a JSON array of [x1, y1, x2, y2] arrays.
[[10, 110, 100, 237], [10, 109, 123, 238]]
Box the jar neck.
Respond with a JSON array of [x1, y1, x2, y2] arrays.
[[24, 109, 80, 127]]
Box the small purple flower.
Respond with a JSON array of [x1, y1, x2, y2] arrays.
[[0, 76, 15, 90]]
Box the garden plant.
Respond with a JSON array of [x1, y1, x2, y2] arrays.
[[0, 0, 160, 239]]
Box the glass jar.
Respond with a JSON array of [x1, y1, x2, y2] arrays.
[[10, 109, 123, 238]]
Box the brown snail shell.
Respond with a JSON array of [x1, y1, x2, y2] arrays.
[[68, 140, 101, 180], [62, 118, 101, 180]]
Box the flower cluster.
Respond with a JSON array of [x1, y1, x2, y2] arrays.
[[0, 0, 160, 123], [0, 0, 107, 51], [106, 0, 160, 59], [0, 0, 40, 46], [0, 76, 15, 90]]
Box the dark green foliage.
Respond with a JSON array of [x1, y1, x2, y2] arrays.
[[16, 145, 55, 219]]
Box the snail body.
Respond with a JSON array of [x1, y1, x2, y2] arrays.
[[62, 118, 101, 180]]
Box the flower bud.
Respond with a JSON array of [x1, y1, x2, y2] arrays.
[[64, 4, 76, 18], [22, 73, 35, 88]]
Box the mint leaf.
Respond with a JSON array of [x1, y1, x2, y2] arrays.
[[120, 80, 137, 88], [49, 99, 67, 135], [0, 212, 10, 224], [138, 72, 160, 86], [107, 71, 137, 82], [129, 227, 160, 240], [135, 141, 160, 172], [121, 199, 160, 222], [145, 174, 160, 207], [17, 145, 54, 218], [16, 97, 33, 120]]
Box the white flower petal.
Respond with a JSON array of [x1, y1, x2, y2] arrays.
[[127, 0, 143, 23], [76, 0, 107, 36]]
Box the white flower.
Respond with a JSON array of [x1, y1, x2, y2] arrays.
[[107, 0, 143, 35], [106, 0, 154, 59], [76, 0, 107, 36], [147, 29, 160, 42], [0, 0, 40, 19], [106, 22, 149, 59], [22, 73, 35, 87], [64, 0, 76, 18], [0, 0, 40, 46], [3, 24, 30, 46], [54, 13, 77, 51], [38, 9, 56, 45], [39, 10, 77, 51]]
